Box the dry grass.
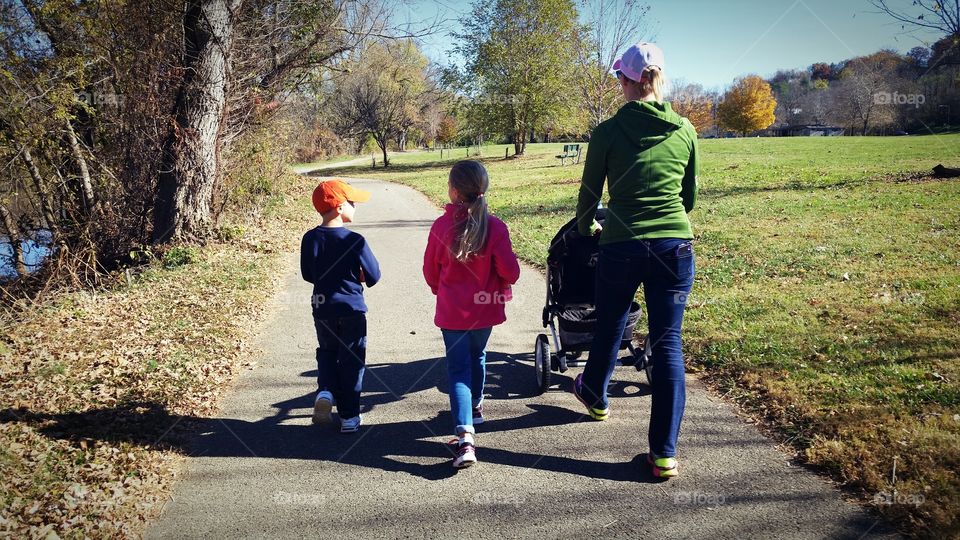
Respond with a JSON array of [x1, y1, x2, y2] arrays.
[[0, 172, 315, 538]]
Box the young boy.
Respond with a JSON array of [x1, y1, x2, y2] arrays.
[[300, 179, 381, 433]]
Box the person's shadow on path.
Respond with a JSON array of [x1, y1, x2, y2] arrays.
[[1, 351, 658, 483]]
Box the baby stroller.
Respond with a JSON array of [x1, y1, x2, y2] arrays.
[[534, 208, 653, 394]]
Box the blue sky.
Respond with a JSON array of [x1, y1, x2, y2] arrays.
[[401, 0, 944, 91]]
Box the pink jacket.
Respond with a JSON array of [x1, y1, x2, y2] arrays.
[[423, 204, 521, 330]]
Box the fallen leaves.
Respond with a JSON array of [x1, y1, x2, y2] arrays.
[[0, 176, 312, 538]]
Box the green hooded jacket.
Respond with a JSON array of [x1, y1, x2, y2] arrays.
[[576, 100, 698, 243]]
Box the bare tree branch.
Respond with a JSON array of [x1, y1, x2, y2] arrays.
[[867, 0, 960, 35]]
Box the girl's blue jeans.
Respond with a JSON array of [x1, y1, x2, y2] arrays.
[[441, 327, 492, 435], [579, 238, 695, 458]]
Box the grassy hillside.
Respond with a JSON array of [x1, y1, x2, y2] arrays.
[[304, 135, 960, 537]]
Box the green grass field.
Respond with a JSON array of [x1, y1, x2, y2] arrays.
[[301, 136, 960, 535]]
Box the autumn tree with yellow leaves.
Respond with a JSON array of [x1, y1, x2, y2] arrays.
[[717, 75, 778, 136], [670, 81, 716, 135]]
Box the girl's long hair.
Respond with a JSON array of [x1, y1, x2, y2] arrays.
[[449, 160, 490, 262]]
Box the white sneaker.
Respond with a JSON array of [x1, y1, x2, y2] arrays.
[[340, 414, 362, 433], [312, 391, 333, 425], [452, 442, 477, 468]]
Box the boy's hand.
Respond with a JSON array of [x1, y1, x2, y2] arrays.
[[359, 267, 365, 283]]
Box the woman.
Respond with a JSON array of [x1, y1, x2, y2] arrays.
[[571, 42, 698, 479]]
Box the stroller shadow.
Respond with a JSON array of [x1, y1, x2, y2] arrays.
[[485, 350, 652, 398], [484, 351, 543, 400]]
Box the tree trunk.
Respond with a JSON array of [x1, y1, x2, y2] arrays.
[[374, 133, 390, 167], [40, 148, 69, 223], [0, 201, 28, 277], [21, 145, 58, 234], [513, 130, 524, 156], [152, 0, 240, 244], [64, 121, 96, 213]]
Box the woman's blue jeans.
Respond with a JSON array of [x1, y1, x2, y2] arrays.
[[580, 238, 695, 458], [441, 327, 492, 435]]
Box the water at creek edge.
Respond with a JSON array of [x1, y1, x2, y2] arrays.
[[0, 229, 54, 280]]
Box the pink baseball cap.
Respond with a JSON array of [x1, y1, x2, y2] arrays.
[[612, 42, 665, 81]]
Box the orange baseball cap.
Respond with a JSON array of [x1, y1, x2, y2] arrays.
[[312, 179, 371, 214]]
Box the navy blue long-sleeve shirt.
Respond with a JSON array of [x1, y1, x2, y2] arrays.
[[300, 226, 381, 318]]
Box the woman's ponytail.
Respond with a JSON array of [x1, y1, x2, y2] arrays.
[[641, 67, 665, 102]]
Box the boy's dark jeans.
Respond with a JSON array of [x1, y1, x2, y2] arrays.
[[580, 238, 695, 458], [313, 313, 366, 419]]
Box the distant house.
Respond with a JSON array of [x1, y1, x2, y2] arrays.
[[771, 124, 845, 137]]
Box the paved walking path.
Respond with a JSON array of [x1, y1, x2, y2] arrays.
[[146, 178, 896, 539]]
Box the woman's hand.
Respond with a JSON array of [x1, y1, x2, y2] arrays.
[[589, 220, 603, 236]]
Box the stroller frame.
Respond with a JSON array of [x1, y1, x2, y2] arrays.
[[533, 210, 654, 394]]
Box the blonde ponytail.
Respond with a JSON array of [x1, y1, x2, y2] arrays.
[[641, 67, 665, 102], [449, 160, 490, 262]]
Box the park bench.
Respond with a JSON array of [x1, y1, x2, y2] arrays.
[[556, 144, 582, 165]]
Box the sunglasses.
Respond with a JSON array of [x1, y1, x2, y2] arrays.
[[615, 70, 623, 80]]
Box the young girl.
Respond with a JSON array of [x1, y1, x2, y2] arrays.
[[423, 160, 521, 469]]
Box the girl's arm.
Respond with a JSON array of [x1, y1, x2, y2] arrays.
[[491, 221, 521, 285], [422, 222, 442, 294]]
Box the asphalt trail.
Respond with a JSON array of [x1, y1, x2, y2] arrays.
[[147, 178, 895, 539]]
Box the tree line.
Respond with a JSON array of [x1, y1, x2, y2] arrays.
[[300, 0, 960, 163], [2, 0, 958, 291], [292, 0, 655, 162], [0, 0, 416, 292], [657, 3, 960, 137]]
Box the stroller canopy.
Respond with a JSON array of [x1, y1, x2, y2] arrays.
[[547, 208, 606, 306]]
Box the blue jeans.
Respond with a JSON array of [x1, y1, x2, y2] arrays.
[[314, 313, 366, 419], [441, 327, 492, 435], [580, 238, 695, 458]]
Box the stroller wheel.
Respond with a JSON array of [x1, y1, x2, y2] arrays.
[[534, 334, 552, 394]]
